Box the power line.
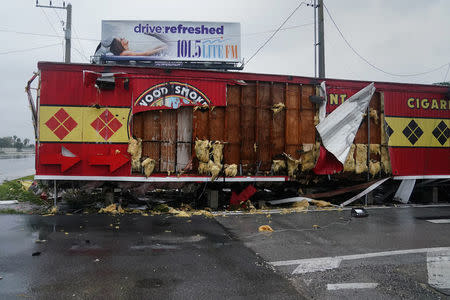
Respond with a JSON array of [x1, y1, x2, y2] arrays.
[[40, 8, 61, 39], [52, 7, 89, 61], [246, 1, 308, 65], [323, 3, 449, 77], [444, 63, 450, 82], [0, 23, 314, 44], [0, 43, 61, 55]]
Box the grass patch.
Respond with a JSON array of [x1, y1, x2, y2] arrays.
[[0, 178, 42, 205], [0, 208, 22, 214]]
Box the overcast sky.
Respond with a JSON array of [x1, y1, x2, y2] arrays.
[[0, 0, 449, 141]]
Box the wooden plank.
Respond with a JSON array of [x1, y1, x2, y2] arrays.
[[193, 109, 209, 140], [285, 84, 301, 159], [271, 83, 285, 158], [132, 112, 144, 138], [141, 111, 161, 172], [300, 85, 316, 144], [208, 108, 225, 141], [176, 108, 192, 172], [240, 84, 256, 172], [257, 82, 272, 171], [160, 110, 177, 173], [224, 85, 241, 164]]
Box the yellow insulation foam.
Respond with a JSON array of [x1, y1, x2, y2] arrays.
[[369, 108, 379, 124], [208, 160, 222, 181], [292, 199, 309, 210], [141, 158, 156, 177], [224, 164, 238, 177], [212, 142, 224, 164], [343, 144, 356, 172], [355, 144, 368, 174], [271, 160, 286, 173], [127, 137, 142, 172], [271, 103, 285, 114], [369, 160, 381, 177], [381, 146, 392, 174], [195, 139, 211, 163], [370, 144, 381, 155], [198, 162, 209, 175], [286, 154, 301, 177]]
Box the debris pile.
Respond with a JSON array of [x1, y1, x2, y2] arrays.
[[258, 225, 274, 232], [285, 153, 301, 177], [271, 160, 286, 174], [98, 203, 125, 214]]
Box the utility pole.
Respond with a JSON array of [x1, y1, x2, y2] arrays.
[[318, 0, 325, 78], [36, 1, 72, 63], [313, 0, 317, 77]]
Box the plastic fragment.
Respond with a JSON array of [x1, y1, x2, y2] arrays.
[[292, 199, 309, 210]]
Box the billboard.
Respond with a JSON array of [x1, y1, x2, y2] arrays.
[[97, 20, 241, 63]]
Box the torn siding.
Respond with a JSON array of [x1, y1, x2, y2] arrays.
[[316, 83, 376, 165]]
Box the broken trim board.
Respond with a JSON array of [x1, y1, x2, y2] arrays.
[[394, 179, 416, 204], [318, 81, 327, 123], [340, 177, 390, 207], [316, 83, 376, 164], [0, 200, 19, 205]]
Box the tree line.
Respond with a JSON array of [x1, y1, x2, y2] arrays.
[[0, 136, 34, 151]]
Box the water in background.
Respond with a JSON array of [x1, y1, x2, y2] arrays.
[[0, 154, 35, 183]]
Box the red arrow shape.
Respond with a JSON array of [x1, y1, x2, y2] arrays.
[[88, 149, 130, 173], [40, 153, 81, 172]]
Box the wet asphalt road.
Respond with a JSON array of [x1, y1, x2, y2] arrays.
[[0, 214, 300, 299], [1, 206, 449, 299], [217, 206, 450, 299]]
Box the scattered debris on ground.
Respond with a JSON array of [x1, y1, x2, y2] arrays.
[[98, 203, 125, 214], [258, 225, 274, 232]]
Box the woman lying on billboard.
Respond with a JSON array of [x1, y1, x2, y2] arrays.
[[109, 37, 167, 56]]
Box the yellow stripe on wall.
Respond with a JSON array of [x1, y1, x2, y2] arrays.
[[385, 117, 449, 148], [39, 106, 130, 143]]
